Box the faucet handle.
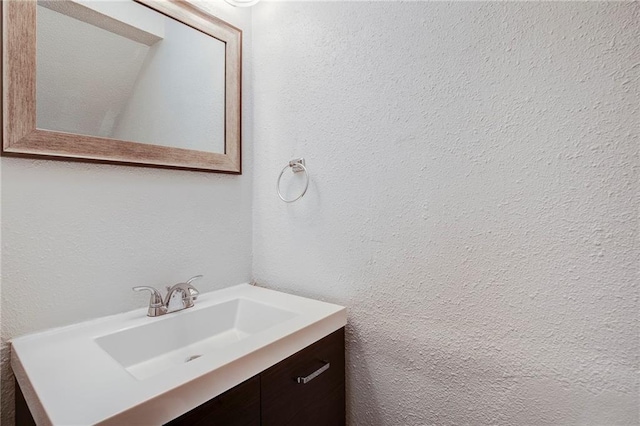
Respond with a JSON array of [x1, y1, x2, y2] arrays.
[[133, 286, 166, 317], [185, 275, 202, 300], [165, 275, 201, 293], [132, 286, 163, 305], [186, 275, 203, 285]]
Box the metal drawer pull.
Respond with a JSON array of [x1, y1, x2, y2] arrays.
[[297, 362, 330, 384]]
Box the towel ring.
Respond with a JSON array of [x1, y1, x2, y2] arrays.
[[277, 158, 309, 203]]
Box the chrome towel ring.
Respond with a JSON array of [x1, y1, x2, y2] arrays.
[[277, 158, 309, 203]]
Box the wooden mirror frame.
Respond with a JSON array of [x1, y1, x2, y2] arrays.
[[2, 0, 242, 173]]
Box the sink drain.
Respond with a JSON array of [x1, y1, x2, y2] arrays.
[[185, 355, 202, 363]]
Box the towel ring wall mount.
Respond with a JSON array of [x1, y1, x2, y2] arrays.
[[277, 158, 309, 203]]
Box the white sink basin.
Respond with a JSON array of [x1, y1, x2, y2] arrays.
[[96, 298, 297, 380], [11, 284, 346, 426]]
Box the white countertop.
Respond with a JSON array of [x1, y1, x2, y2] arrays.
[[11, 284, 347, 425]]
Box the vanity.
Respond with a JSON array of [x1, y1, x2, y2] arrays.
[[11, 284, 347, 425], [166, 328, 344, 426]]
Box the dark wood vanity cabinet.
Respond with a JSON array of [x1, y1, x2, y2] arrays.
[[167, 327, 345, 426], [261, 328, 345, 426], [165, 376, 261, 426], [167, 328, 345, 426], [16, 328, 345, 426]]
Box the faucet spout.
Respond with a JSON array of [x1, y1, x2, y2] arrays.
[[165, 276, 201, 312], [132, 276, 202, 317]]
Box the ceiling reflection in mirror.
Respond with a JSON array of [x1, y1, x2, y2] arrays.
[[36, 0, 226, 154]]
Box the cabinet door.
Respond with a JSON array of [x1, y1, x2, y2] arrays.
[[261, 328, 345, 426], [165, 376, 260, 426]]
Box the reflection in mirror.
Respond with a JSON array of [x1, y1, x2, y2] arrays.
[[36, 0, 226, 153]]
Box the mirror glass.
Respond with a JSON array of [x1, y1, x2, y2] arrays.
[[36, 0, 226, 154]]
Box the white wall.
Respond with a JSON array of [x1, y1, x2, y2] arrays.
[[0, 3, 252, 424], [252, 2, 639, 425]]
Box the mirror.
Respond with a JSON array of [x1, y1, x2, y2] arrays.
[[2, 0, 242, 173], [37, 1, 227, 154]]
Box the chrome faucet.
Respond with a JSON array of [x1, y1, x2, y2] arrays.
[[133, 275, 202, 317]]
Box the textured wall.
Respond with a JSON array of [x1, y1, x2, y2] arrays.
[[252, 2, 639, 425], [0, 3, 252, 424]]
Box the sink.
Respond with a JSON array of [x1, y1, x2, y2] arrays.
[[11, 283, 346, 425], [96, 298, 297, 380]]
